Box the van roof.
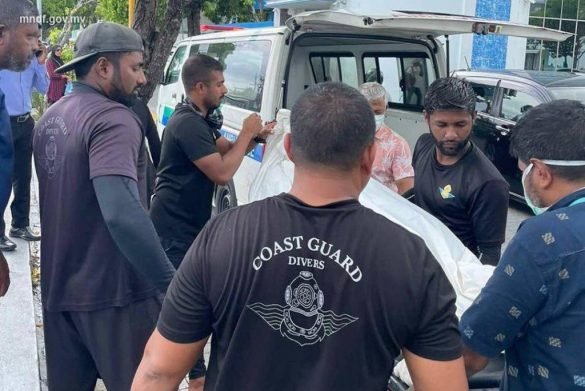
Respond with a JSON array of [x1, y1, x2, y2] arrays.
[[288, 10, 571, 41], [179, 26, 287, 45], [175, 9, 570, 46]]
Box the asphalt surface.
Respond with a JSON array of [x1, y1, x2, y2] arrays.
[[504, 201, 531, 248]]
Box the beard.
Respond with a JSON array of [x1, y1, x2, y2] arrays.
[[203, 95, 222, 112], [4, 50, 33, 72], [431, 131, 471, 157], [109, 70, 136, 107]]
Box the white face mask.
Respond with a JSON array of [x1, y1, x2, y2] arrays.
[[374, 114, 385, 131], [521, 159, 585, 215]]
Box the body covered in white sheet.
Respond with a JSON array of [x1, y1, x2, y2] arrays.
[[249, 109, 495, 318]]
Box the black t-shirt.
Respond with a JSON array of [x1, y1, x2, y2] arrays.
[[412, 134, 509, 255], [150, 103, 221, 244], [33, 83, 157, 312], [158, 193, 462, 391]]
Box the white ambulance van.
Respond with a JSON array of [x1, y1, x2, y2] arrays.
[[156, 9, 568, 213]]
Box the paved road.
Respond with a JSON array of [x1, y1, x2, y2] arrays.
[[505, 201, 531, 249]]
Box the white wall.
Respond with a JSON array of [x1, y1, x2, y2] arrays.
[[272, 0, 532, 70], [342, 0, 477, 71], [507, 0, 531, 68]]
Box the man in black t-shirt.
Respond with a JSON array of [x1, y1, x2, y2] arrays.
[[149, 54, 270, 389], [151, 54, 269, 266], [412, 78, 509, 266], [133, 82, 468, 391]]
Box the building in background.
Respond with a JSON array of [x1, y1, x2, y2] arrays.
[[527, 0, 585, 71], [268, 0, 537, 71]]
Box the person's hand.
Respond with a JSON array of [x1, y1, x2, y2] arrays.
[[36, 41, 48, 64], [0, 252, 10, 297], [256, 120, 276, 142], [36, 49, 48, 64], [240, 113, 263, 140]]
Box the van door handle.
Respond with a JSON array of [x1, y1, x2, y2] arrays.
[[495, 125, 510, 136], [171, 92, 177, 100]]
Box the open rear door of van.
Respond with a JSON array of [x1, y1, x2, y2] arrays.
[[286, 9, 571, 42]]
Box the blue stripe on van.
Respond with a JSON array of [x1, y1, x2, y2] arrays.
[[161, 105, 175, 126], [220, 129, 264, 162]]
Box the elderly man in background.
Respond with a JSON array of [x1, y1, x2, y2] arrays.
[[0, 44, 48, 251], [358, 82, 414, 195], [0, 0, 40, 296]]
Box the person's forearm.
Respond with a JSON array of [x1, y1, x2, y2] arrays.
[[215, 133, 254, 184], [462, 346, 489, 377], [93, 176, 175, 292], [245, 138, 259, 154], [131, 368, 184, 391], [396, 177, 414, 195], [35, 65, 50, 94]]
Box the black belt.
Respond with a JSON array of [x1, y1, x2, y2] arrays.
[[10, 113, 31, 123]]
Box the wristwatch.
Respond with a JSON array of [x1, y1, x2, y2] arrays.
[[253, 136, 266, 144]]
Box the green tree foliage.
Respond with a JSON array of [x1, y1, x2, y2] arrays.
[[42, 0, 78, 21], [96, 0, 129, 24], [203, 0, 270, 23]]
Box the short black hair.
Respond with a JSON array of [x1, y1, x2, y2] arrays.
[[182, 54, 224, 93], [424, 77, 476, 115], [0, 0, 38, 28], [511, 99, 585, 181], [290, 82, 375, 171], [74, 52, 127, 79]]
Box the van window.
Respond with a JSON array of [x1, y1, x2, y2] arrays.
[[188, 44, 200, 56], [201, 41, 271, 112], [469, 82, 496, 114], [310, 54, 358, 87], [363, 54, 435, 108], [164, 45, 188, 85], [501, 88, 541, 121]]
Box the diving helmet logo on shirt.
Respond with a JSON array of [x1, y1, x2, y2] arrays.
[[248, 271, 358, 347], [39, 135, 65, 179]]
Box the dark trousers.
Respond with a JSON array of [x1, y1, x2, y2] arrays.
[[43, 295, 162, 391], [0, 115, 34, 234], [161, 237, 207, 380]]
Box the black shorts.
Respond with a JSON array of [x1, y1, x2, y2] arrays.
[[43, 295, 162, 391]]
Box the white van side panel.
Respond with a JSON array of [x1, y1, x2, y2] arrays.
[[218, 33, 287, 206]]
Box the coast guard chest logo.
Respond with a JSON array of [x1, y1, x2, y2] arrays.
[[39, 135, 65, 179], [248, 271, 358, 347]]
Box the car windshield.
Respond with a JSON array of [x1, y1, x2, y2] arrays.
[[549, 87, 585, 104]]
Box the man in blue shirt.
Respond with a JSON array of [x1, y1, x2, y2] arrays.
[[460, 99, 585, 390], [0, 52, 48, 251], [0, 0, 40, 295]]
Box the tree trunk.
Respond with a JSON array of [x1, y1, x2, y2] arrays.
[[134, 0, 185, 102], [57, 0, 97, 47], [186, 0, 201, 36]]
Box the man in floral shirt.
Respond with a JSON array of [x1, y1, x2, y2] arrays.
[[359, 82, 414, 194]]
